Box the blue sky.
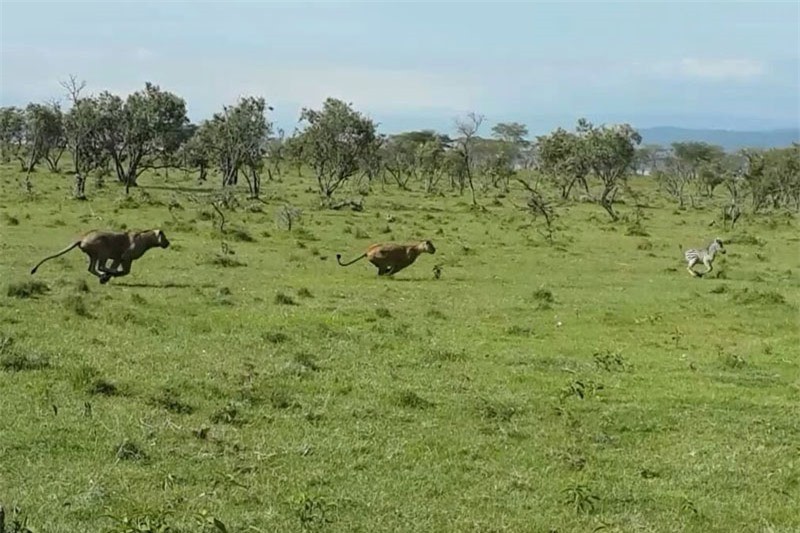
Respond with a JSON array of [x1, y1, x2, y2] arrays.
[[1, 1, 798, 135]]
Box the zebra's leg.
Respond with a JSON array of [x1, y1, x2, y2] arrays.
[[703, 258, 713, 276], [686, 258, 699, 277]]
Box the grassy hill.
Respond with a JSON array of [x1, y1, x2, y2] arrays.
[[638, 126, 799, 151]]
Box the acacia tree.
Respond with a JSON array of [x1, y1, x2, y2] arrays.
[[742, 145, 800, 212], [536, 127, 591, 199], [64, 98, 106, 199], [29, 103, 66, 172], [92, 82, 188, 193], [178, 124, 213, 183], [59, 76, 107, 198], [665, 141, 725, 204], [417, 136, 449, 193], [296, 98, 379, 203], [633, 144, 667, 175], [0, 104, 64, 176], [197, 96, 273, 198], [0, 107, 25, 164], [264, 128, 286, 181], [492, 122, 529, 172], [580, 119, 642, 221], [453, 112, 484, 206]]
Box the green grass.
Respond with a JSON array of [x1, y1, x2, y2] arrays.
[[1, 165, 799, 532]]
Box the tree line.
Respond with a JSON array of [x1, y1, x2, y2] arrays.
[[1, 78, 797, 223]]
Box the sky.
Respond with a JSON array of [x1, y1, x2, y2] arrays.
[[1, 1, 798, 136]]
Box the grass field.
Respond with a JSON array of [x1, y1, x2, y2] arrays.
[[1, 165, 798, 532]]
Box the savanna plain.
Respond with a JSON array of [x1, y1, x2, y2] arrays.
[[1, 165, 799, 533]]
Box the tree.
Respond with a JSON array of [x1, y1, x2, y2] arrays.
[[0, 107, 25, 164], [177, 123, 213, 182], [296, 98, 379, 202], [516, 176, 558, 244], [580, 119, 642, 221], [491, 121, 530, 184], [670, 141, 725, 200], [13, 103, 67, 184], [742, 144, 800, 212], [476, 139, 516, 192], [536, 127, 591, 199], [491, 122, 529, 146], [378, 130, 450, 191], [63, 97, 105, 199], [453, 112, 485, 206], [416, 136, 449, 193], [633, 144, 667, 175], [92, 82, 188, 193], [264, 128, 286, 181], [198, 96, 273, 198]]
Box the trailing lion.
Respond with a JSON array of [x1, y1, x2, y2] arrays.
[[31, 229, 170, 284]]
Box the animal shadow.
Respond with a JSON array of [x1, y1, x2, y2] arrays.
[[115, 281, 212, 289]]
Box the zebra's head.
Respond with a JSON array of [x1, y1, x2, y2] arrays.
[[713, 238, 726, 254]]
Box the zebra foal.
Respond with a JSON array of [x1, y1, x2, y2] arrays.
[[684, 238, 726, 277]]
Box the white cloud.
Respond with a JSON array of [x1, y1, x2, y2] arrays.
[[133, 47, 154, 61], [651, 58, 766, 81], [185, 65, 485, 113]]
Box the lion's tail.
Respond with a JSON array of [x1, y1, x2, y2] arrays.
[[336, 252, 367, 267], [31, 241, 81, 274]]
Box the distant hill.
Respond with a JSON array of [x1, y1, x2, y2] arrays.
[[638, 126, 799, 151]]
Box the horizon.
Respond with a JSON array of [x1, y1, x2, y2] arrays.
[[1, 1, 799, 137]]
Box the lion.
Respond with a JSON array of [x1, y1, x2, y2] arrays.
[[30, 229, 170, 284], [336, 240, 436, 276]]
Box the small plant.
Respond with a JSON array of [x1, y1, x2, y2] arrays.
[[0, 342, 50, 372], [214, 287, 234, 306], [74, 278, 91, 293], [1, 505, 34, 533], [425, 348, 466, 362], [276, 204, 303, 231], [294, 352, 321, 372], [593, 349, 628, 372], [476, 397, 519, 422], [507, 325, 535, 336], [269, 388, 296, 409], [532, 288, 554, 304], [625, 219, 650, 237], [375, 307, 391, 318], [2, 212, 20, 226], [732, 288, 787, 306], [63, 294, 92, 318], [88, 378, 120, 396], [562, 484, 600, 514], [209, 254, 246, 268], [263, 331, 289, 344], [396, 390, 434, 409], [227, 226, 256, 242], [210, 401, 244, 425], [275, 292, 298, 305], [297, 287, 313, 298], [114, 439, 147, 462], [6, 280, 50, 298], [425, 308, 446, 320], [720, 349, 746, 370], [294, 493, 334, 530], [149, 387, 194, 414], [560, 380, 604, 401]]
